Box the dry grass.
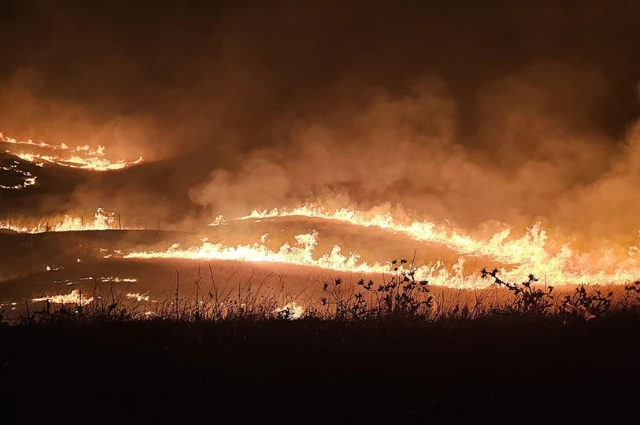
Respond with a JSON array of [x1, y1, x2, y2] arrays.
[[5, 262, 640, 326]]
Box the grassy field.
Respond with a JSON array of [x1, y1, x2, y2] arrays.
[[2, 272, 640, 423], [3, 150, 640, 421], [2, 314, 639, 422]]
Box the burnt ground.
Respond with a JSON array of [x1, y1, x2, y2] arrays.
[[1, 315, 639, 423]]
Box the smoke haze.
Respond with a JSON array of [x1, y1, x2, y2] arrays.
[[1, 0, 639, 239]]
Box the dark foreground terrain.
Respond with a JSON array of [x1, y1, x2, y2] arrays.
[[2, 315, 640, 423]]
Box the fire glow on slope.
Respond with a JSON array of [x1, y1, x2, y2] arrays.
[[124, 231, 421, 276], [0, 132, 143, 171], [0, 207, 126, 233], [32, 290, 94, 306], [187, 203, 640, 286], [230, 204, 551, 265], [0, 160, 37, 190], [121, 224, 640, 288]]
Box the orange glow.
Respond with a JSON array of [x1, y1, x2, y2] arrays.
[[126, 292, 150, 302], [0, 207, 130, 233], [0, 160, 37, 190], [32, 290, 94, 306], [1, 132, 143, 171], [119, 231, 480, 288], [170, 202, 640, 286], [275, 301, 305, 319]]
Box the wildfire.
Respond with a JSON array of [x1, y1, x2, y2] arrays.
[[1, 132, 143, 171], [122, 226, 640, 286], [119, 230, 475, 287], [111, 202, 628, 287], [32, 290, 94, 306], [275, 301, 305, 319], [0, 207, 128, 233], [3, 124, 639, 287], [102, 277, 138, 283], [126, 292, 150, 302], [231, 204, 544, 265], [0, 160, 37, 190]]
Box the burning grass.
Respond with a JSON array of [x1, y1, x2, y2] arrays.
[[2, 275, 640, 422], [5, 262, 640, 325], [2, 263, 640, 422], [0, 131, 143, 171], [0, 207, 136, 234]]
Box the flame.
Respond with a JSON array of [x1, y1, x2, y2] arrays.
[[123, 226, 640, 286], [126, 292, 150, 302], [101, 277, 138, 283], [32, 290, 93, 306], [45, 265, 63, 272], [0, 207, 130, 233], [166, 202, 640, 286], [232, 204, 546, 264], [0, 160, 37, 190], [122, 231, 478, 287], [4, 124, 640, 288], [275, 301, 305, 319], [1, 132, 143, 171]]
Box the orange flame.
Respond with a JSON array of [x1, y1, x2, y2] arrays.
[[32, 290, 94, 306], [0, 160, 37, 190], [120, 230, 485, 288], [0, 207, 130, 233], [1, 132, 143, 171], [186, 203, 640, 286]]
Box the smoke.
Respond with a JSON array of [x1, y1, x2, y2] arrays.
[[190, 61, 631, 237], [1, 0, 639, 238]]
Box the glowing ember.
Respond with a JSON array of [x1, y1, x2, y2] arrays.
[[126, 292, 150, 302], [32, 290, 93, 306], [209, 215, 227, 227], [101, 277, 138, 283], [0, 160, 38, 190], [45, 265, 62, 272], [1, 132, 143, 171], [275, 302, 305, 319]]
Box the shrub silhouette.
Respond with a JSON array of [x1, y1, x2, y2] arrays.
[[6, 263, 640, 325], [322, 259, 433, 319], [481, 268, 554, 315], [561, 286, 613, 320]]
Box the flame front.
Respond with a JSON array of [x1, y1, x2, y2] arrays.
[[0, 160, 37, 190], [124, 231, 401, 277], [121, 221, 640, 287], [3, 127, 640, 287], [232, 204, 544, 265], [32, 290, 94, 306], [0, 207, 129, 233], [1, 132, 143, 171], [117, 203, 631, 286]]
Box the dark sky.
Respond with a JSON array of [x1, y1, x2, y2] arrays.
[[1, 0, 640, 234], [1, 0, 638, 151]]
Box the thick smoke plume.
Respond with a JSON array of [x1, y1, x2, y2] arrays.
[[1, 0, 639, 240]]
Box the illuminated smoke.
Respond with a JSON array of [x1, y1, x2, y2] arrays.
[[1, 1, 639, 287]]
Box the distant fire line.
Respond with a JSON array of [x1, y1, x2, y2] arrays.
[[0, 207, 131, 233], [198, 203, 640, 286], [0, 132, 143, 171]]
